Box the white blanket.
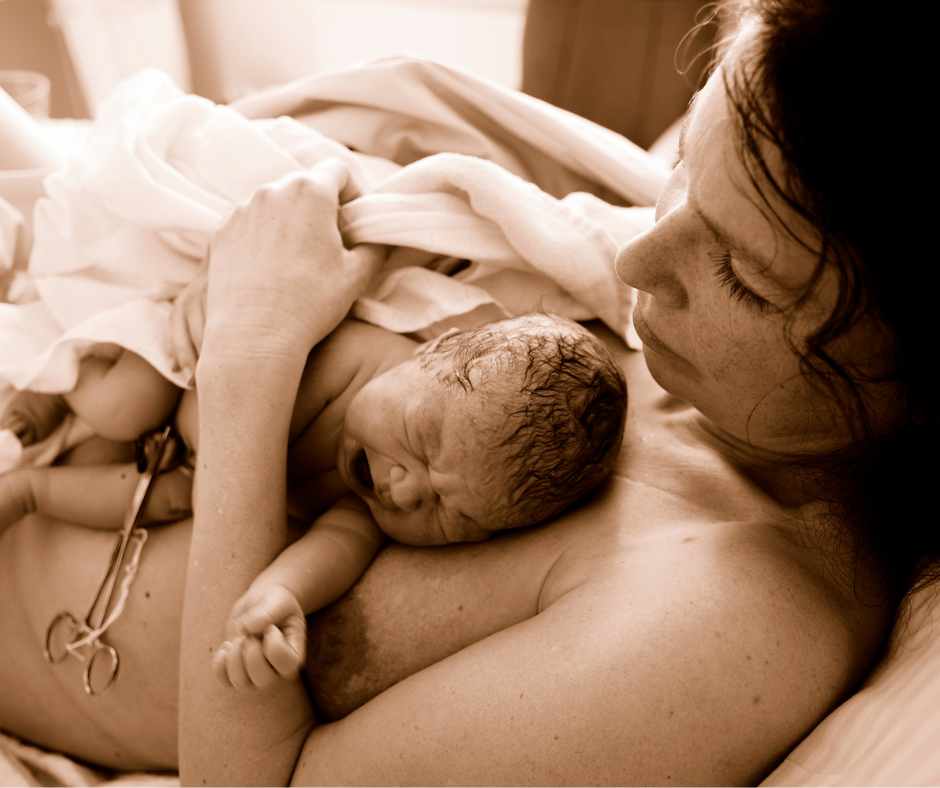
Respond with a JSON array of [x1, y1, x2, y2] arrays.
[[0, 60, 663, 471]]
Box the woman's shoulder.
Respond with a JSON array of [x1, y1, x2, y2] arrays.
[[538, 514, 889, 781]]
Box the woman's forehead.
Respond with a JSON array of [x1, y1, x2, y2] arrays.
[[684, 27, 824, 296]]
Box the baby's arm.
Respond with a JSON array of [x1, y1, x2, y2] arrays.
[[214, 494, 385, 689], [0, 462, 193, 534], [65, 349, 180, 442]]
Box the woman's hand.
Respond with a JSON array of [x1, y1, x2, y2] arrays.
[[200, 159, 385, 367]]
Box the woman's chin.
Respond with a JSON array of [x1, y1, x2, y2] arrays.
[[641, 347, 695, 400]]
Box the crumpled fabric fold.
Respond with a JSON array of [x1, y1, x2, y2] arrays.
[[0, 62, 662, 472]]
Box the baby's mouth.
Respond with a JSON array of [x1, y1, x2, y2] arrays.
[[350, 448, 374, 492]]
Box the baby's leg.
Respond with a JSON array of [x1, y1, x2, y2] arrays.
[[65, 350, 181, 442], [0, 462, 192, 534]]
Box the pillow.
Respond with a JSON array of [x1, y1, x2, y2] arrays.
[[762, 583, 940, 786]]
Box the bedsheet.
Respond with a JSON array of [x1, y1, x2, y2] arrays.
[[0, 59, 664, 473], [0, 60, 665, 397]]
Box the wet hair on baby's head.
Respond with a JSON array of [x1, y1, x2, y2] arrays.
[[419, 314, 627, 528]]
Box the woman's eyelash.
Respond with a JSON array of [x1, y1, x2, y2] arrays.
[[708, 250, 772, 312]]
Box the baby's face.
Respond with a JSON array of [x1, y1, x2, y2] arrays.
[[339, 348, 514, 546]]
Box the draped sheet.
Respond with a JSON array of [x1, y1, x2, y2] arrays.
[[1, 61, 664, 401]]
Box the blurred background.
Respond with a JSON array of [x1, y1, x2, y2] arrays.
[[0, 0, 719, 150]]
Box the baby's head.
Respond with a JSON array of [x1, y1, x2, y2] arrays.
[[340, 314, 627, 545]]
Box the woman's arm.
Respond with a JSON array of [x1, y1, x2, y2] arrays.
[[178, 161, 383, 785], [182, 349, 312, 785]]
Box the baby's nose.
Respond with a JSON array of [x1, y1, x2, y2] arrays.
[[388, 466, 423, 511]]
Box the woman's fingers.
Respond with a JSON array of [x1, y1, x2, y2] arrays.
[[346, 242, 386, 293], [200, 157, 380, 362], [271, 158, 362, 206]]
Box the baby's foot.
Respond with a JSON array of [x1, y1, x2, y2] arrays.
[[0, 392, 69, 447]]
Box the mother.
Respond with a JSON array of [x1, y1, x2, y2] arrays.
[[1, 1, 931, 783]]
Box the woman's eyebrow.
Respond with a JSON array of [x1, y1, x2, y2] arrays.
[[687, 184, 777, 275], [678, 95, 788, 282]]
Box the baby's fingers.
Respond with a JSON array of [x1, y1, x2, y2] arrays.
[[223, 637, 252, 689], [212, 642, 231, 687], [261, 623, 305, 678], [234, 585, 303, 636], [242, 635, 280, 689]]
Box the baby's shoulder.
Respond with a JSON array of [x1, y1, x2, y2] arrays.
[[313, 320, 416, 376], [291, 321, 417, 433]]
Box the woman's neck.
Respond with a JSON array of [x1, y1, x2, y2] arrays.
[[686, 412, 863, 511]]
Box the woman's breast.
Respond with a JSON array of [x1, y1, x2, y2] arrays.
[[0, 514, 188, 770]]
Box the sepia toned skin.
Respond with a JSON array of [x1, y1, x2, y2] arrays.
[[0, 20, 898, 785]]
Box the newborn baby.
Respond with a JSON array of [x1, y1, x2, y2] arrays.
[[0, 312, 627, 687]]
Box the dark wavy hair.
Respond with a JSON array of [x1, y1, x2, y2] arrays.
[[420, 314, 627, 528], [719, 0, 936, 602]]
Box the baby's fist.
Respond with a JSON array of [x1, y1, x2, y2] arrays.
[[214, 585, 306, 689]]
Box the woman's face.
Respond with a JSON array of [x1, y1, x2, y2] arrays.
[[615, 23, 895, 456]]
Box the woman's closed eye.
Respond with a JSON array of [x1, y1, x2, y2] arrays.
[[708, 250, 775, 313]]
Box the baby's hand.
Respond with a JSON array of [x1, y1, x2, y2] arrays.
[[213, 584, 307, 690], [0, 391, 68, 447]]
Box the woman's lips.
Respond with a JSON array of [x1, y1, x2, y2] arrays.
[[633, 311, 687, 364]]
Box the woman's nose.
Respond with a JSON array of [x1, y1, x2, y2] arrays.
[[615, 208, 689, 310]]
